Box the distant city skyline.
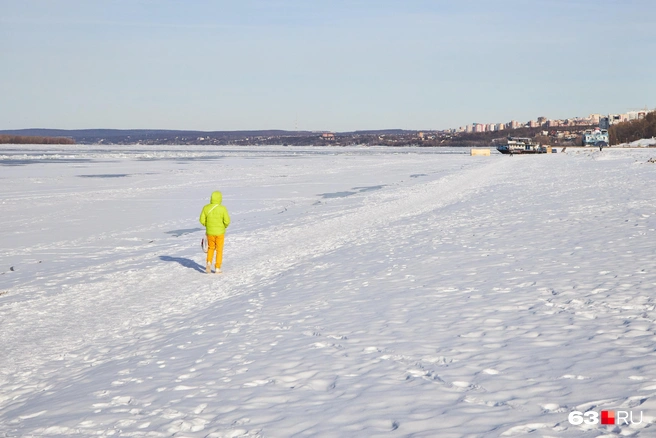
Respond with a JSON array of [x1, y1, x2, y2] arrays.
[[453, 108, 653, 134], [2, 0, 655, 132]]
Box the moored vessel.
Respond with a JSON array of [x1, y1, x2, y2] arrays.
[[497, 137, 547, 154]]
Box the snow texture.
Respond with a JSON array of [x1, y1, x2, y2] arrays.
[[1, 145, 656, 437], [627, 138, 656, 148]]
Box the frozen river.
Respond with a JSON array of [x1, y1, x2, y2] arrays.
[[1, 145, 656, 437]]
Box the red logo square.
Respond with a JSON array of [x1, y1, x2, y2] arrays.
[[601, 410, 615, 425]]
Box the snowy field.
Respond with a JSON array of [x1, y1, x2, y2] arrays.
[[1, 144, 656, 437], [625, 138, 656, 148]]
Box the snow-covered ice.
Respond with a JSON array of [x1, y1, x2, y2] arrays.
[[625, 138, 656, 148], [1, 145, 656, 437]]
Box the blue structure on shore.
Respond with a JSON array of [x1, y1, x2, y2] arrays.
[[582, 128, 609, 148]]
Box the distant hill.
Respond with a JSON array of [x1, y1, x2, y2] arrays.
[[0, 134, 75, 145], [0, 128, 315, 140], [0, 128, 416, 138], [342, 129, 411, 135], [0, 128, 420, 146]]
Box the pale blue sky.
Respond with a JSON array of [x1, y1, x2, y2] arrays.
[[1, 0, 654, 131]]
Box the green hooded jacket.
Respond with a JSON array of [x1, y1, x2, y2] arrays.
[[200, 191, 231, 236]]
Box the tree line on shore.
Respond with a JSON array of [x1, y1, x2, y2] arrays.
[[609, 111, 656, 145], [0, 135, 75, 145]]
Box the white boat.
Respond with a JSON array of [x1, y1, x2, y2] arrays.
[[497, 137, 546, 154]]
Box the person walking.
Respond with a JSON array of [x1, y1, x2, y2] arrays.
[[199, 191, 231, 274]]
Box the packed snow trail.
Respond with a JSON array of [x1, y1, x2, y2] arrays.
[[1, 146, 656, 437], [0, 153, 508, 376]]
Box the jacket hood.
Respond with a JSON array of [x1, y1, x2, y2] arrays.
[[210, 191, 223, 204]]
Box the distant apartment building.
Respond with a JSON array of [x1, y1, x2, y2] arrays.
[[509, 120, 520, 129], [627, 110, 648, 120], [610, 114, 628, 124], [578, 118, 593, 126], [599, 113, 631, 128]]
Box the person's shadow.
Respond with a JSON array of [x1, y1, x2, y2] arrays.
[[159, 256, 205, 273]]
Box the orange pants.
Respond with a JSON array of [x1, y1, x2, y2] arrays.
[[206, 234, 225, 268]]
